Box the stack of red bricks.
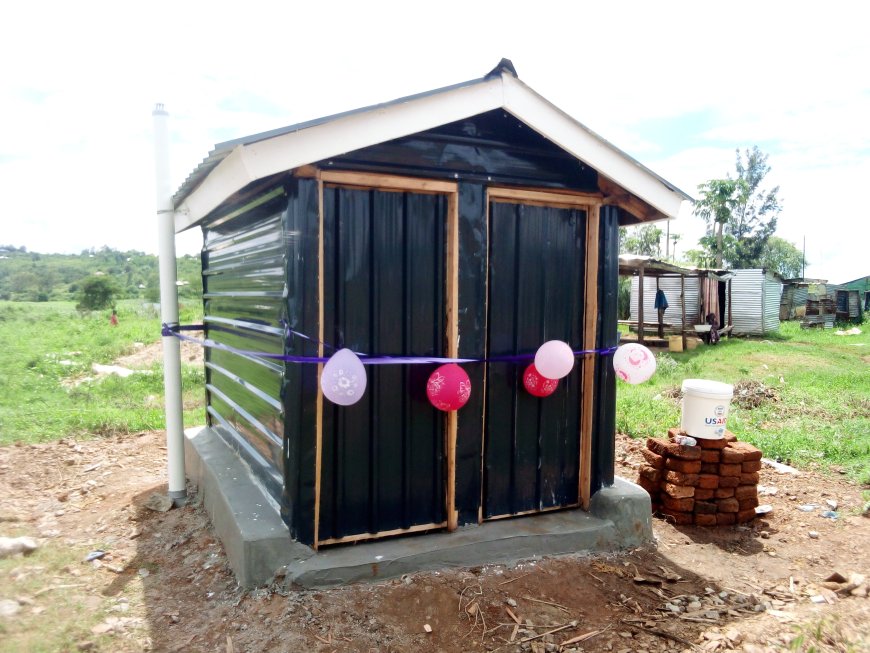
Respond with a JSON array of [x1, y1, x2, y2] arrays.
[[636, 428, 763, 526]]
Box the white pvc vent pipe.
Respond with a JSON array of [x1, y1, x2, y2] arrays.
[[152, 103, 186, 504]]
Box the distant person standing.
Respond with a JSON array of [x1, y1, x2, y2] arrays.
[[110, 309, 118, 326]]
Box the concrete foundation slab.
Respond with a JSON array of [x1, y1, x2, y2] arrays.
[[184, 426, 652, 588]]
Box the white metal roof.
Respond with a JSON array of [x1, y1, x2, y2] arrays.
[[174, 61, 692, 232]]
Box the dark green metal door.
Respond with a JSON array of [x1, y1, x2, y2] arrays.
[[483, 200, 587, 519], [319, 186, 448, 544]]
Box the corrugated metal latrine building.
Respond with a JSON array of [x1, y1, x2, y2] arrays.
[[630, 268, 782, 337], [729, 269, 783, 335], [173, 61, 690, 548]]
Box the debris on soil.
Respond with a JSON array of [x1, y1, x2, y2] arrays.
[[0, 536, 39, 559], [143, 493, 173, 512], [732, 380, 779, 409]]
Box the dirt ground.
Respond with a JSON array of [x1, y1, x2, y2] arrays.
[[0, 431, 867, 653]]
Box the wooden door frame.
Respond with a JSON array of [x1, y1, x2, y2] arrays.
[[310, 169, 459, 548], [481, 187, 601, 520]]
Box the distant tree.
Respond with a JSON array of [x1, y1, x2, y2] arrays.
[[694, 178, 744, 267], [760, 237, 805, 278], [694, 147, 782, 269], [76, 276, 118, 311], [729, 147, 781, 268], [620, 224, 663, 257]]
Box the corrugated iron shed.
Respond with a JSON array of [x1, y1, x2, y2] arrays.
[[730, 269, 783, 335]]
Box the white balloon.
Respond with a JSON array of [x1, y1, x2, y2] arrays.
[[321, 348, 367, 406], [534, 340, 575, 380], [612, 343, 656, 384]]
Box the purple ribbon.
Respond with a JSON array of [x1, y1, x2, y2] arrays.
[[162, 323, 617, 364]]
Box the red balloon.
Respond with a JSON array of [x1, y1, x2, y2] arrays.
[[426, 364, 471, 412], [523, 363, 559, 397]]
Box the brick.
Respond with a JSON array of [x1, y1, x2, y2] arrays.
[[661, 508, 694, 525], [742, 460, 763, 473], [735, 485, 758, 501], [718, 475, 740, 488], [714, 487, 735, 499], [694, 488, 715, 500], [716, 512, 737, 525], [736, 508, 758, 523], [697, 474, 719, 489], [665, 458, 702, 474], [740, 471, 760, 485], [700, 463, 720, 474], [739, 497, 760, 511], [721, 447, 746, 464], [701, 449, 721, 463], [638, 465, 662, 483], [694, 500, 718, 515], [662, 495, 695, 512], [730, 441, 763, 461], [664, 471, 699, 486], [647, 435, 701, 460], [667, 427, 686, 440], [641, 447, 665, 469], [646, 438, 671, 457], [661, 483, 695, 499], [637, 476, 660, 496], [719, 463, 742, 477], [694, 513, 717, 526], [670, 442, 702, 461], [698, 437, 729, 450], [717, 497, 740, 513]]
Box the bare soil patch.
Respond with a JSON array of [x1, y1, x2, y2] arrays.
[[116, 339, 203, 368], [1, 433, 867, 652]]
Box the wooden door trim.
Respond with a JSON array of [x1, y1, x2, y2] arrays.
[[321, 170, 458, 195], [313, 177, 325, 550], [488, 186, 603, 208], [579, 205, 600, 509], [445, 192, 460, 531]]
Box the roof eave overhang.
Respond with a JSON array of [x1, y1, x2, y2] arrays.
[[174, 72, 690, 233]]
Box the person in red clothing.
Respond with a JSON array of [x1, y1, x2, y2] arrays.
[[110, 309, 118, 326]]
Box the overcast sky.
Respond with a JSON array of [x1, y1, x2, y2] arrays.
[[2, 1, 868, 282]]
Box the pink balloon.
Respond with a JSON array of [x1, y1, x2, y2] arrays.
[[426, 364, 471, 412], [534, 340, 575, 380], [320, 348, 367, 405], [612, 343, 656, 384], [523, 364, 559, 397]]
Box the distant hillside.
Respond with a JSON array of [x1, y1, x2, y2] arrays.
[[0, 245, 202, 302]]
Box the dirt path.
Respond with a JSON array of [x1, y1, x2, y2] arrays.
[[1, 432, 867, 652]]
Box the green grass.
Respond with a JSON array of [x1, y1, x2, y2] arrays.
[[0, 300, 204, 444], [617, 319, 870, 483]]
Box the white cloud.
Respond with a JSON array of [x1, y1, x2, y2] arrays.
[[0, 0, 867, 281]]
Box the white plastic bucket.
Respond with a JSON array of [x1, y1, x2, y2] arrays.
[[680, 379, 734, 439]]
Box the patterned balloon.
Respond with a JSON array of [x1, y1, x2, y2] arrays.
[[321, 348, 367, 406], [534, 340, 575, 380], [612, 343, 656, 384], [426, 363, 471, 412], [522, 363, 559, 397]]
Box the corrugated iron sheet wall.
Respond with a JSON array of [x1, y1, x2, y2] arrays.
[[730, 269, 781, 335], [630, 276, 700, 326], [763, 272, 782, 333], [201, 186, 290, 502]]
